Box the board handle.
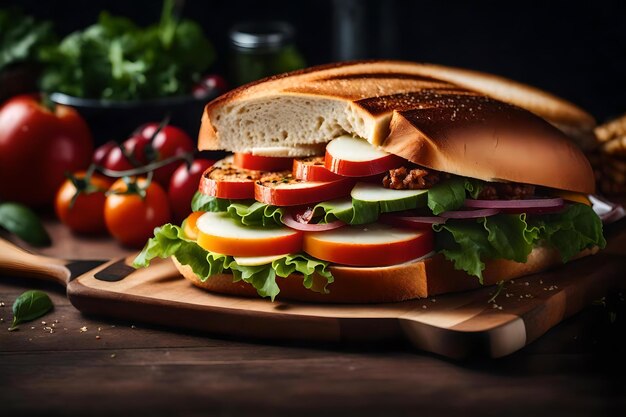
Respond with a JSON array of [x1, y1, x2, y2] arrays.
[[0, 238, 70, 287]]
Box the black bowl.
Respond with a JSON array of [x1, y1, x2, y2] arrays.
[[50, 92, 217, 146]]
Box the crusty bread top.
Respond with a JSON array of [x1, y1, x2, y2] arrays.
[[199, 60, 596, 154], [383, 97, 596, 194]]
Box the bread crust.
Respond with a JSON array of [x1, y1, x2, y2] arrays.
[[199, 60, 595, 152], [172, 246, 593, 303], [383, 100, 596, 194]]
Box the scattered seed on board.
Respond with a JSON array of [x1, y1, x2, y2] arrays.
[[80, 326, 88, 332]]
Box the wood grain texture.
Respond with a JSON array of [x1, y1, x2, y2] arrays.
[[1, 217, 624, 359], [1, 220, 625, 416], [63, 241, 625, 358]]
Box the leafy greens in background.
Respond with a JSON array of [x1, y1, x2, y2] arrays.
[[40, 0, 215, 100], [0, 8, 55, 71]]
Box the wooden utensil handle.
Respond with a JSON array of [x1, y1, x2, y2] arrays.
[[0, 238, 70, 287]]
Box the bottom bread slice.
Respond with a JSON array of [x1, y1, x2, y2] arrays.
[[172, 246, 595, 303]]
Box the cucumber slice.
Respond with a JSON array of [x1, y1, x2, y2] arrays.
[[351, 182, 427, 213], [313, 198, 355, 223]]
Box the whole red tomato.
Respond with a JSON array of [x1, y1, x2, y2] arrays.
[[104, 178, 171, 248], [55, 172, 113, 234], [168, 159, 215, 223], [134, 123, 195, 186], [0, 95, 93, 206]]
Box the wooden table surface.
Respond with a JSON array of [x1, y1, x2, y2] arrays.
[[1, 221, 625, 417]]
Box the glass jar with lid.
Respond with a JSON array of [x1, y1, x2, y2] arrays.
[[229, 21, 306, 86]]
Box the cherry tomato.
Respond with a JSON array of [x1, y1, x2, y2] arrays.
[[55, 172, 113, 234], [102, 134, 150, 173], [168, 159, 216, 223], [104, 178, 171, 248], [0, 95, 93, 206], [192, 74, 228, 98], [234, 152, 294, 171], [134, 123, 195, 186], [93, 141, 117, 166]]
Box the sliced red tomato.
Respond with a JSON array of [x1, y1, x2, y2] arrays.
[[198, 159, 264, 199], [196, 212, 303, 256], [293, 156, 343, 182], [255, 172, 354, 206], [303, 223, 434, 267], [325, 135, 404, 177], [234, 152, 294, 171]]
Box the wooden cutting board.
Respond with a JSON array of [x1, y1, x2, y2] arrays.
[[1, 222, 625, 359]]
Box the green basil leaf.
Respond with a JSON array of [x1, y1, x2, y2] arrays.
[[0, 202, 51, 247], [9, 290, 53, 331]]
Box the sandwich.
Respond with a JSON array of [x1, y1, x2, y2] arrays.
[[134, 60, 606, 303]]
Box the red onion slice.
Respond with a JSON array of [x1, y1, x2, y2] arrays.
[[379, 214, 447, 229], [282, 213, 346, 231], [439, 208, 500, 219], [464, 197, 564, 210], [589, 195, 626, 224]]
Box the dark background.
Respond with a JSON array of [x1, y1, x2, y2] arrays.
[[5, 0, 626, 122]]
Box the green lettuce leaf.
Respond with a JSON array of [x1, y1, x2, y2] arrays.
[[133, 223, 332, 301], [527, 203, 606, 262], [427, 178, 467, 215], [226, 201, 284, 227], [464, 178, 485, 199], [427, 177, 487, 215], [191, 192, 232, 212], [434, 203, 605, 283]]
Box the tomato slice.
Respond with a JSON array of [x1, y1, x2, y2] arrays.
[[255, 172, 355, 206], [196, 212, 303, 256], [325, 135, 404, 177], [293, 156, 344, 182], [234, 152, 294, 171], [303, 223, 434, 266], [198, 159, 263, 199]]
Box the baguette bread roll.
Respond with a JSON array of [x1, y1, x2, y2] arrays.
[[199, 60, 595, 154], [383, 101, 596, 194], [173, 246, 594, 303]]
